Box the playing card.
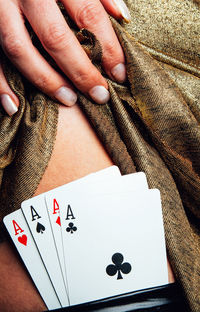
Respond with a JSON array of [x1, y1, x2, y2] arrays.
[[45, 172, 147, 233], [3, 209, 61, 310], [44, 165, 122, 288], [59, 189, 168, 305], [86, 165, 121, 180], [21, 196, 69, 307], [76, 171, 148, 195], [45, 171, 148, 280]]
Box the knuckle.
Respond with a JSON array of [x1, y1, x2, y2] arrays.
[[104, 42, 117, 60], [32, 73, 50, 91], [42, 23, 69, 51], [75, 2, 104, 29], [2, 34, 24, 59], [72, 70, 95, 89], [20, 0, 31, 6]]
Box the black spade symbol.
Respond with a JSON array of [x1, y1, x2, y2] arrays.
[[36, 222, 45, 234]]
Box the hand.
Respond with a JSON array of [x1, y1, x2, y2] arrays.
[[0, 0, 131, 116]]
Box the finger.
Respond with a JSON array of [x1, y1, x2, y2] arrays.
[[20, 0, 110, 104], [100, 0, 131, 22], [62, 0, 127, 83], [0, 63, 19, 116], [0, 0, 77, 107]]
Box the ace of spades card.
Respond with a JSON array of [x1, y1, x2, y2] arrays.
[[21, 196, 69, 307]]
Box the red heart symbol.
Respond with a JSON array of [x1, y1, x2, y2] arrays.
[[56, 216, 61, 226], [18, 234, 27, 246]]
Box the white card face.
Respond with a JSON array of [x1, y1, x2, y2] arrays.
[[45, 171, 147, 291], [59, 189, 168, 305], [44, 165, 122, 288], [74, 172, 148, 196], [21, 196, 69, 307], [45, 171, 148, 276], [3, 209, 61, 310], [51, 165, 121, 197], [88, 166, 121, 180]]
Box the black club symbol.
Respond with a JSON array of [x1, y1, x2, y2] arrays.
[[66, 222, 77, 234], [106, 253, 132, 280]]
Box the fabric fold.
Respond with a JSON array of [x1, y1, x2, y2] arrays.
[[0, 1, 199, 311]]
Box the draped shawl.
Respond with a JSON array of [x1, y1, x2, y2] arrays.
[[0, 1, 199, 311]]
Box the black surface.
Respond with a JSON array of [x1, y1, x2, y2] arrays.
[[46, 283, 188, 312]]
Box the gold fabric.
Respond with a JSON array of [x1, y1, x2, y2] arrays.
[[0, 1, 200, 311]]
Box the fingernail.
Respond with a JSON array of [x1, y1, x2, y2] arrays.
[[55, 86, 77, 107], [113, 0, 131, 22], [89, 86, 110, 104], [0, 94, 18, 116], [111, 63, 126, 83]]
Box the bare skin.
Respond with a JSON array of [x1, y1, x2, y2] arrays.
[[0, 104, 175, 312]]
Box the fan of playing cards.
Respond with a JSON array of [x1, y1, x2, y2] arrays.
[[4, 166, 168, 310]]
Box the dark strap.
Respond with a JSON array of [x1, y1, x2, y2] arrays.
[[48, 283, 188, 312]]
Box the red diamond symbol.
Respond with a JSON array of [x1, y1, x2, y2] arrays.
[[56, 216, 61, 226]]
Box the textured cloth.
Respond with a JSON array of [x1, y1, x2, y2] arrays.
[[0, 1, 199, 311]]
